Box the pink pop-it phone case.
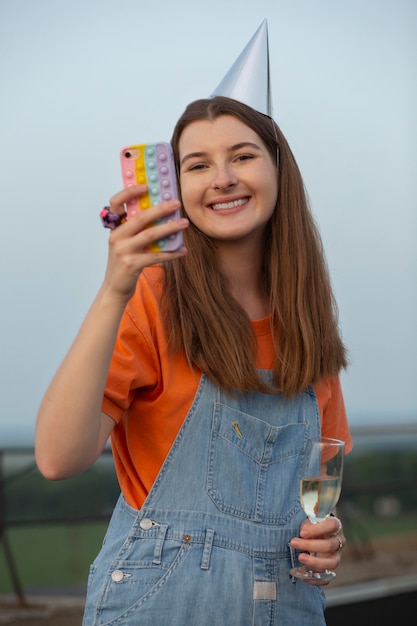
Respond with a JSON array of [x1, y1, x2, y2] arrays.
[[120, 142, 182, 251]]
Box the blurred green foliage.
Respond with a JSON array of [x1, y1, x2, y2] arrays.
[[343, 448, 417, 514]]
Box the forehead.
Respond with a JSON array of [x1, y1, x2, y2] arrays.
[[178, 115, 262, 153]]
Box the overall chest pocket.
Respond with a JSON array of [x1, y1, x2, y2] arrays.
[[206, 402, 306, 524]]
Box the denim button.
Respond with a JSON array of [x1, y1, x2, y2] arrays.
[[140, 518, 153, 530], [111, 570, 124, 583]]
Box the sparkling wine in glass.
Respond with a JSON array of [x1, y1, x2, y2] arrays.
[[290, 436, 345, 581]]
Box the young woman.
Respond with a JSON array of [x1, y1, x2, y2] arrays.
[[36, 96, 351, 625]]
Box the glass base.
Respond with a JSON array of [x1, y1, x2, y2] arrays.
[[290, 566, 337, 582]]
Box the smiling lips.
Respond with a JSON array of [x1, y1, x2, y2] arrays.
[[210, 197, 249, 211]]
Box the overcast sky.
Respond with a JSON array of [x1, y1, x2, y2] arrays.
[[1, 0, 416, 446]]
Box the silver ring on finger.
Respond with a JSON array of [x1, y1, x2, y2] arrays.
[[335, 535, 344, 552], [333, 516, 343, 535]]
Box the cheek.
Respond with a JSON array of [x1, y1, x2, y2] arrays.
[[262, 177, 278, 215], [179, 179, 200, 213]]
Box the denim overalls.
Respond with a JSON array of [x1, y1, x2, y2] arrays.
[[83, 373, 326, 625]]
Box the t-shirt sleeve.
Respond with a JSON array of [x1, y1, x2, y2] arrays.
[[102, 307, 160, 423], [315, 376, 353, 454]]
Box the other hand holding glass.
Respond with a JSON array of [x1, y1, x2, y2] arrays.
[[290, 436, 345, 581]]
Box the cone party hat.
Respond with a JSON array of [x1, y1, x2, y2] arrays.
[[210, 19, 272, 117]]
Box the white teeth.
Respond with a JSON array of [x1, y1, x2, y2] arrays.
[[211, 198, 248, 211]]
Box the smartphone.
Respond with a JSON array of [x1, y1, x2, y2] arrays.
[[120, 142, 182, 251]]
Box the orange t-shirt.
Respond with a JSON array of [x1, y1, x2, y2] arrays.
[[103, 266, 352, 509]]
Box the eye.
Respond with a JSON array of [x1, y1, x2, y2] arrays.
[[188, 162, 208, 172], [235, 153, 254, 163]]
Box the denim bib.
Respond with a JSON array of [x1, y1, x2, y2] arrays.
[[83, 373, 326, 625]]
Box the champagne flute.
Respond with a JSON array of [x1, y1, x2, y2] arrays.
[[290, 436, 345, 581]]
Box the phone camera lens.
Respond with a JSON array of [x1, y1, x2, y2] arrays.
[[124, 151, 132, 158]]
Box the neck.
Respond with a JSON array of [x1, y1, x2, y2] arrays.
[[215, 239, 269, 320]]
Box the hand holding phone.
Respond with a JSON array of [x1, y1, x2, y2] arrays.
[[120, 142, 182, 252]]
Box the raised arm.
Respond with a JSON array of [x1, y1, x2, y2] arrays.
[[35, 186, 188, 479]]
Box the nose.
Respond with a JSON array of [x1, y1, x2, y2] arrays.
[[211, 164, 238, 190]]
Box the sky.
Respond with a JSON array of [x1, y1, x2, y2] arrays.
[[0, 0, 416, 446]]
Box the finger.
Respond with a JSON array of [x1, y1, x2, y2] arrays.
[[291, 533, 343, 556], [133, 217, 189, 253], [298, 550, 341, 587], [103, 198, 183, 237], [127, 200, 182, 231], [101, 186, 149, 231], [108, 185, 149, 211]]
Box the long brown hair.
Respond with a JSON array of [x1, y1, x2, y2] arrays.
[[161, 96, 348, 396]]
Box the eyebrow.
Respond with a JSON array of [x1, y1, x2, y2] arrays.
[[180, 141, 262, 167]]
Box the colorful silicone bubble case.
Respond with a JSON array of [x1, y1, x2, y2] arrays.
[[120, 142, 182, 251]]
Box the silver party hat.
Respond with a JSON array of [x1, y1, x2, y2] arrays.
[[210, 19, 272, 117]]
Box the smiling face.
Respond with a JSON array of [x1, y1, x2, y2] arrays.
[[178, 115, 278, 246]]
